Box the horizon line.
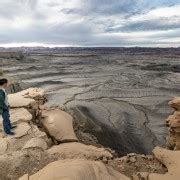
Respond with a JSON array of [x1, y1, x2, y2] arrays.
[[0, 46, 180, 49]]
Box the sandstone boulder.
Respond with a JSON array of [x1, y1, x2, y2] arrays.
[[8, 93, 35, 108], [0, 148, 57, 180], [8, 88, 45, 108], [19, 174, 29, 180], [0, 122, 49, 154], [10, 108, 32, 123], [166, 98, 180, 150], [41, 109, 78, 142], [0, 138, 8, 155], [20, 159, 130, 180], [18, 88, 47, 106], [47, 142, 113, 160], [169, 97, 180, 110], [18, 88, 45, 99], [149, 147, 180, 180], [29, 123, 48, 139], [13, 122, 31, 138], [23, 137, 48, 150]]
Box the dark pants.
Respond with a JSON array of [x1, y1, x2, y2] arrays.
[[2, 108, 12, 134]]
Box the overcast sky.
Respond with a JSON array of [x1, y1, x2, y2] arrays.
[[0, 0, 180, 47]]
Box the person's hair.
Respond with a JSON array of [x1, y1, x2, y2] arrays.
[[0, 78, 8, 85]]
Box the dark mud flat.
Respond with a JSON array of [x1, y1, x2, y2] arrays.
[[1, 48, 180, 155]]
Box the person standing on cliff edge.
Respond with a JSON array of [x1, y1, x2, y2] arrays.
[[0, 78, 16, 135]]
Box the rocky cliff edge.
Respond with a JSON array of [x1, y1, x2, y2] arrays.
[[0, 88, 179, 180]]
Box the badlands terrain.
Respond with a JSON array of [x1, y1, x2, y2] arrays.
[[0, 84, 178, 179], [0, 48, 180, 179], [0, 47, 180, 155]]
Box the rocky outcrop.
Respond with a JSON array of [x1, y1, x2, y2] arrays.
[[108, 152, 167, 178], [8, 92, 35, 108], [0, 88, 50, 154], [166, 97, 180, 150], [0, 121, 48, 154], [41, 109, 78, 142], [10, 108, 32, 123], [148, 147, 180, 180], [0, 149, 57, 180], [47, 142, 113, 160], [1, 88, 180, 180], [0, 88, 54, 179], [20, 159, 130, 180], [23, 137, 48, 150], [8, 88, 46, 108], [169, 97, 180, 110]]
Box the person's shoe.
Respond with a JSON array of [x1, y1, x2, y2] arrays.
[[11, 125, 17, 129], [6, 131, 15, 136]]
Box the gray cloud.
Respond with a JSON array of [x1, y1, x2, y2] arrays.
[[0, 0, 180, 47], [83, 0, 139, 15], [60, 0, 143, 18], [106, 17, 180, 32]]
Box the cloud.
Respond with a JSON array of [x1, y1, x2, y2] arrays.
[[108, 17, 180, 32], [0, 0, 180, 47]]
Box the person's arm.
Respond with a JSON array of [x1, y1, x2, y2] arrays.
[[0, 90, 5, 115]]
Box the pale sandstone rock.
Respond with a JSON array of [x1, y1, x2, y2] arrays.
[[29, 123, 47, 139], [149, 147, 180, 180], [166, 98, 180, 150], [0, 123, 50, 154], [18, 88, 45, 98], [20, 159, 130, 180], [19, 174, 29, 180], [166, 114, 173, 126], [19, 88, 46, 106], [0, 132, 3, 138], [13, 122, 31, 138], [29, 124, 53, 147], [1, 123, 33, 153], [169, 97, 180, 110], [10, 108, 32, 123], [169, 111, 180, 128], [8, 88, 45, 108], [48, 142, 113, 160], [166, 135, 176, 148], [0, 87, 50, 154], [0, 139, 8, 155], [23, 137, 48, 150], [41, 109, 78, 142], [0, 148, 56, 180], [8, 93, 35, 108]]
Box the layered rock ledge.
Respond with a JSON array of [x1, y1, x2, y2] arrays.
[[166, 97, 180, 150]]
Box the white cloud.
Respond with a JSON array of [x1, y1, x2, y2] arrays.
[[0, 0, 180, 47], [129, 4, 180, 23], [149, 5, 180, 18]]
